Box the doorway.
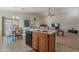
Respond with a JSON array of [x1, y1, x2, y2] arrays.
[[2, 17, 19, 36], [2, 17, 19, 44]]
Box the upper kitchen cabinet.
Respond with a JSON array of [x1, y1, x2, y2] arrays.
[[24, 20, 30, 27]]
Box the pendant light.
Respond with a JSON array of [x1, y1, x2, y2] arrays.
[[48, 8, 55, 18]]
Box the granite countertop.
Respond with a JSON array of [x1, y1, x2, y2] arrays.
[[27, 29, 57, 34], [34, 30, 57, 34]]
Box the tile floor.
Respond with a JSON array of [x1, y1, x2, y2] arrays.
[[0, 32, 79, 52], [56, 32, 79, 52], [0, 36, 34, 52]]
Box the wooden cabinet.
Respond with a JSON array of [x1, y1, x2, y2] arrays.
[[39, 33, 48, 52], [32, 32, 39, 50], [32, 32, 56, 52], [49, 34, 55, 52]]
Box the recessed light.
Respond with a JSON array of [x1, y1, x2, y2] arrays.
[[12, 16, 19, 19], [12, 16, 15, 19], [16, 16, 19, 19]]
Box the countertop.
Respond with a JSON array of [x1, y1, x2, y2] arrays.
[[26, 29, 57, 34]]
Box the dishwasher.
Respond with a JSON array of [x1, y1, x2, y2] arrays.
[[25, 30, 32, 47]]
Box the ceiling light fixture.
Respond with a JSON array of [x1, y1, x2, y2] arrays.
[[48, 8, 55, 18], [12, 7, 20, 19], [12, 16, 19, 19]]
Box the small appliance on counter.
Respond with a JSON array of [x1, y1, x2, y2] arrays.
[[40, 24, 48, 32]]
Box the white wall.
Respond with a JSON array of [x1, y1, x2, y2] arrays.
[[0, 17, 2, 36], [43, 8, 79, 33]]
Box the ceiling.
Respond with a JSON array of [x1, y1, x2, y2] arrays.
[[0, 7, 79, 16], [0, 7, 65, 13]]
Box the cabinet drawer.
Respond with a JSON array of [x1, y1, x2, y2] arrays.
[[32, 32, 38, 36], [39, 33, 48, 39]]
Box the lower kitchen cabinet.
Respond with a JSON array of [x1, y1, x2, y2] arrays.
[[49, 34, 55, 52], [39, 33, 48, 52], [32, 32, 39, 50], [32, 31, 56, 52]]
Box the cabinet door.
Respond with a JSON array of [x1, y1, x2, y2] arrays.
[[49, 34, 55, 52], [32, 32, 39, 50], [39, 33, 48, 52]]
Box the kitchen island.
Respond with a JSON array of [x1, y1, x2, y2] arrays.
[[32, 30, 57, 52]]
